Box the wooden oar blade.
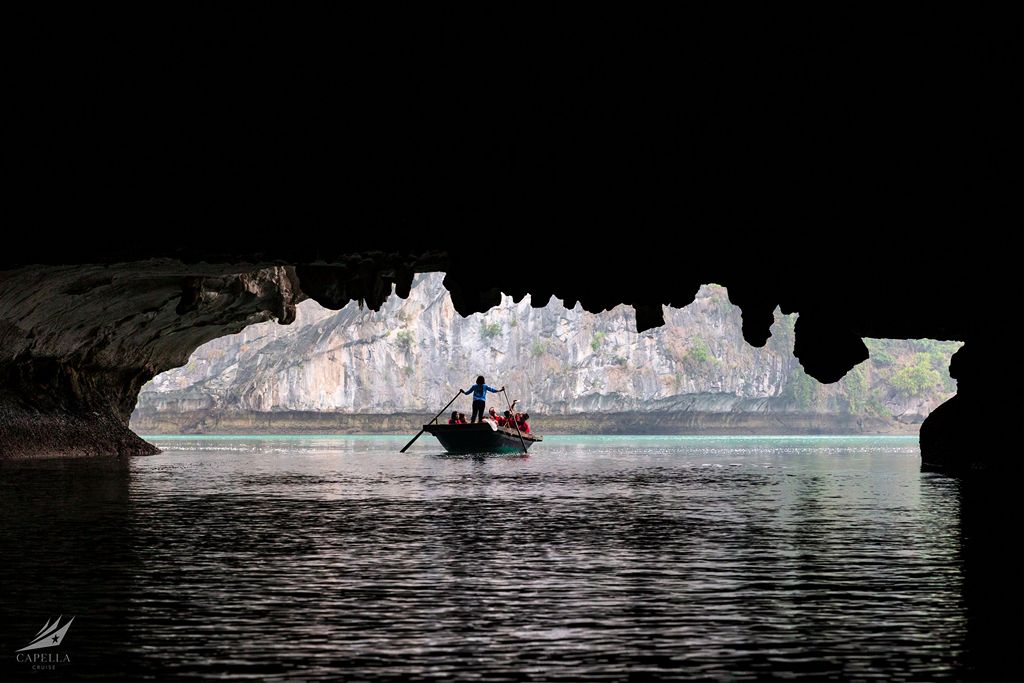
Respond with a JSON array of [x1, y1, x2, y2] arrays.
[[399, 390, 463, 453], [400, 430, 424, 453]]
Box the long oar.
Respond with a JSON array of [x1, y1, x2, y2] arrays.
[[400, 390, 462, 453], [502, 388, 529, 455]]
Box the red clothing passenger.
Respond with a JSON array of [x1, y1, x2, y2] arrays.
[[516, 413, 531, 433]]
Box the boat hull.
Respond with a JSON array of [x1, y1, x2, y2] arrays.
[[421, 422, 542, 454]]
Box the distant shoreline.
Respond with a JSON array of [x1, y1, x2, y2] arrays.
[[131, 411, 922, 436]]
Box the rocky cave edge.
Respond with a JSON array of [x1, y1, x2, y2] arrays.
[[0, 246, 995, 471]]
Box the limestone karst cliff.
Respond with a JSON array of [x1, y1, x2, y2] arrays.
[[131, 274, 958, 433]]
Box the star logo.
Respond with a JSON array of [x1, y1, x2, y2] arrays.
[[16, 616, 75, 652]]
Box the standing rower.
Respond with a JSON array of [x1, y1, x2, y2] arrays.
[[463, 375, 504, 423]]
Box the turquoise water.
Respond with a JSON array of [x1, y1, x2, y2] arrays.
[[2, 435, 975, 680], [142, 434, 920, 443]]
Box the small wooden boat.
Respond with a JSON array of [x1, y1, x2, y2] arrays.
[[422, 421, 543, 454]]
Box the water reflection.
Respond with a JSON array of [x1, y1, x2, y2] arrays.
[[0, 457, 136, 675], [0, 436, 1008, 680]]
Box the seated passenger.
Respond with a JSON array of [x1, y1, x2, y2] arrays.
[[517, 413, 531, 433], [448, 410, 460, 425], [457, 412, 468, 425]]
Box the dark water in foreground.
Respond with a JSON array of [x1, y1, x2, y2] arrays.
[[0, 435, 1003, 680]]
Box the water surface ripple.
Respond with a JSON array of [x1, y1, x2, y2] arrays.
[[0, 436, 967, 680]]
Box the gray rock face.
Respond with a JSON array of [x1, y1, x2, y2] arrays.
[[1, 261, 302, 457], [134, 274, 958, 426]]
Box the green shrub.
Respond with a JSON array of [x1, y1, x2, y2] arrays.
[[891, 356, 941, 398], [689, 341, 709, 363], [684, 337, 712, 366], [394, 329, 414, 351], [480, 321, 502, 339], [870, 349, 895, 368], [864, 339, 895, 368], [591, 332, 606, 352]]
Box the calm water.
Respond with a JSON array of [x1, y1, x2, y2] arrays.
[[0, 435, 986, 680]]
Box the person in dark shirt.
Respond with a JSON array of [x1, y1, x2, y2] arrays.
[[463, 376, 504, 423]]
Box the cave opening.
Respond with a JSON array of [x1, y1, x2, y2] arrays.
[[130, 273, 962, 445]]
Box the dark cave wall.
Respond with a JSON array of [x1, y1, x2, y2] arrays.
[[0, 263, 302, 458]]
